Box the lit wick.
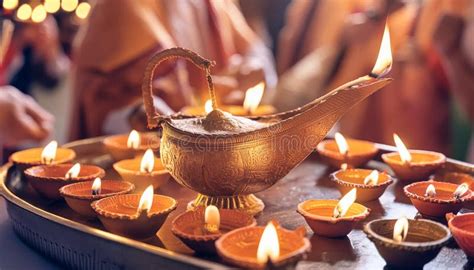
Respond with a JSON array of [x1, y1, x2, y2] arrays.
[[243, 82, 265, 115], [369, 24, 392, 78], [41, 140, 58, 165], [363, 170, 379, 185], [256, 221, 280, 265], [204, 205, 220, 233], [393, 217, 409, 243], [137, 185, 154, 216], [425, 184, 436, 197], [335, 132, 349, 161], [127, 130, 141, 149], [65, 163, 81, 179], [340, 163, 348, 171], [91, 177, 101, 196], [140, 149, 155, 174], [393, 133, 412, 165], [453, 183, 469, 200], [333, 188, 357, 218]]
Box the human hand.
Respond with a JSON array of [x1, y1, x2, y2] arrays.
[[0, 86, 54, 146]]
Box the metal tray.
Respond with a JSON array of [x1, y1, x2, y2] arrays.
[[0, 137, 473, 269]]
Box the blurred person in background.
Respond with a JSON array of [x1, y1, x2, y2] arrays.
[[71, 0, 277, 139]]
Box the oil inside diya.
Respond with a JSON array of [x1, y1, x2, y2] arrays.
[[60, 178, 134, 218], [92, 186, 177, 239], [364, 218, 451, 269], [103, 130, 160, 161], [330, 169, 393, 202], [316, 133, 378, 169], [446, 213, 474, 259], [24, 163, 104, 200], [215, 221, 311, 269], [404, 181, 473, 218], [297, 189, 370, 238], [113, 149, 169, 192], [171, 206, 256, 254]]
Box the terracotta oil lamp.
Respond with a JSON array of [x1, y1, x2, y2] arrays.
[[446, 213, 474, 259], [215, 221, 311, 269], [404, 180, 473, 218], [181, 82, 276, 117], [60, 178, 134, 218], [141, 27, 392, 215], [297, 188, 370, 237], [316, 133, 378, 169], [171, 205, 256, 254], [10, 140, 76, 173], [382, 134, 446, 181], [103, 130, 160, 161], [113, 148, 170, 192], [364, 217, 451, 268], [92, 185, 177, 239], [24, 162, 104, 200], [330, 169, 393, 202]]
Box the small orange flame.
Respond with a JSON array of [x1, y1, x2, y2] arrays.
[[140, 149, 155, 173], [204, 99, 213, 114], [41, 140, 58, 165], [371, 23, 392, 77], [363, 170, 379, 185], [453, 183, 469, 199], [138, 185, 154, 215], [393, 217, 409, 242], [256, 221, 280, 264], [91, 177, 101, 195], [127, 130, 141, 149], [393, 134, 412, 163], [335, 132, 349, 155], [204, 205, 220, 233], [425, 184, 436, 197], [65, 163, 81, 179], [243, 82, 265, 114], [333, 188, 357, 218]]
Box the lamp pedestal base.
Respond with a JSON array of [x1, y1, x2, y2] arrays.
[[187, 193, 264, 216]]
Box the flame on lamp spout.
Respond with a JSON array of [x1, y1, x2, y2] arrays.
[[41, 140, 58, 165], [453, 183, 469, 199], [243, 82, 265, 114], [204, 205, 220, 233], [138, 185, 154, 215], [333, 188, 357, 218], [91, 177, 101, 196], [256, 221, 280, 264], [65, 163, 81, 179], [393, 217, 409, 242], [370, 23, 392, 77], [425, 184, 436, 197], [363, 170, 379, 185], [335, 132, 349, 156], [393, 133, 412, 163]]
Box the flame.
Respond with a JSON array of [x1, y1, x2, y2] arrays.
[[91, 177, 101, 195], [425, 184, 436, 197], [334, 132, 349, 155], [127, 130, 141, 149], [138, 185, 154, 215], [256, 222, 280, 264], [393, 217, 409, 242], [31, 5, 47, 23], [333, 188, 357, 218], [41, 140, 58, 164], [363, 170, 379, 185], [16, 4, 32, 21], [140, 149, 155, 173], [75, 2, 91, 19], [3, 0, 18, 10], [393, 134, 412, 163], [204, 205, 220, 233], [44, 0, 60, 13], [453, 183, 469, 199], [61, 0, 78, 12], [371, 23, 392, 77], [243, 82, 265, 114], [65, 163, 81, 179], [204, 99, 213, 114], [341, 163, 348, 171]]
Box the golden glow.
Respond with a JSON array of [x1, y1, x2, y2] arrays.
[[371, 23, 392, 76], [41, 140, 58, 164], [204, 99, 213, 114], [31, 5, 47, 23], [138, 185, 154, 214], [44, 0, 60, 13], [453, 183, 469, 199], [425, 184, 436, 197], [393, 133, 412, 163], [204, 205, 220, 233], [3, 0, 18, 10], [335, 132, 349, 155], [16, 4, 32, 21], [127, 130, 141, 149], [140, 149, 155, 173], [65, 163, 81, 179], [340, 163, 348, 171], [363, 170, 379, 185], [393, 217, 409, 242], [243, 82, 265, 114], [75, 2, 91, 19], [256, 222, 280, 264], [91, 177, 101, 195], [333, 188, 357, 218], [61, 0, 78, 12]]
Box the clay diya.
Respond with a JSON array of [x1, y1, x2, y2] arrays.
[[382, 134, 446, 181], [10, 140, 76, 173], [24, 163, 104, 200], [171, 206, 256, 254], [113, 148, 170, 192], [215, 221, 311, 269], [404, 180, 473, 218], [297, 188, 370, 237], [446, 213, 474, 259], [103, 130, 160, 161], [316, 133, 378, 169], [364, 217, 451, 268], [92, 185, 177, 239], [330, 169, 394, 202], [60, 178, 134, 218]]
